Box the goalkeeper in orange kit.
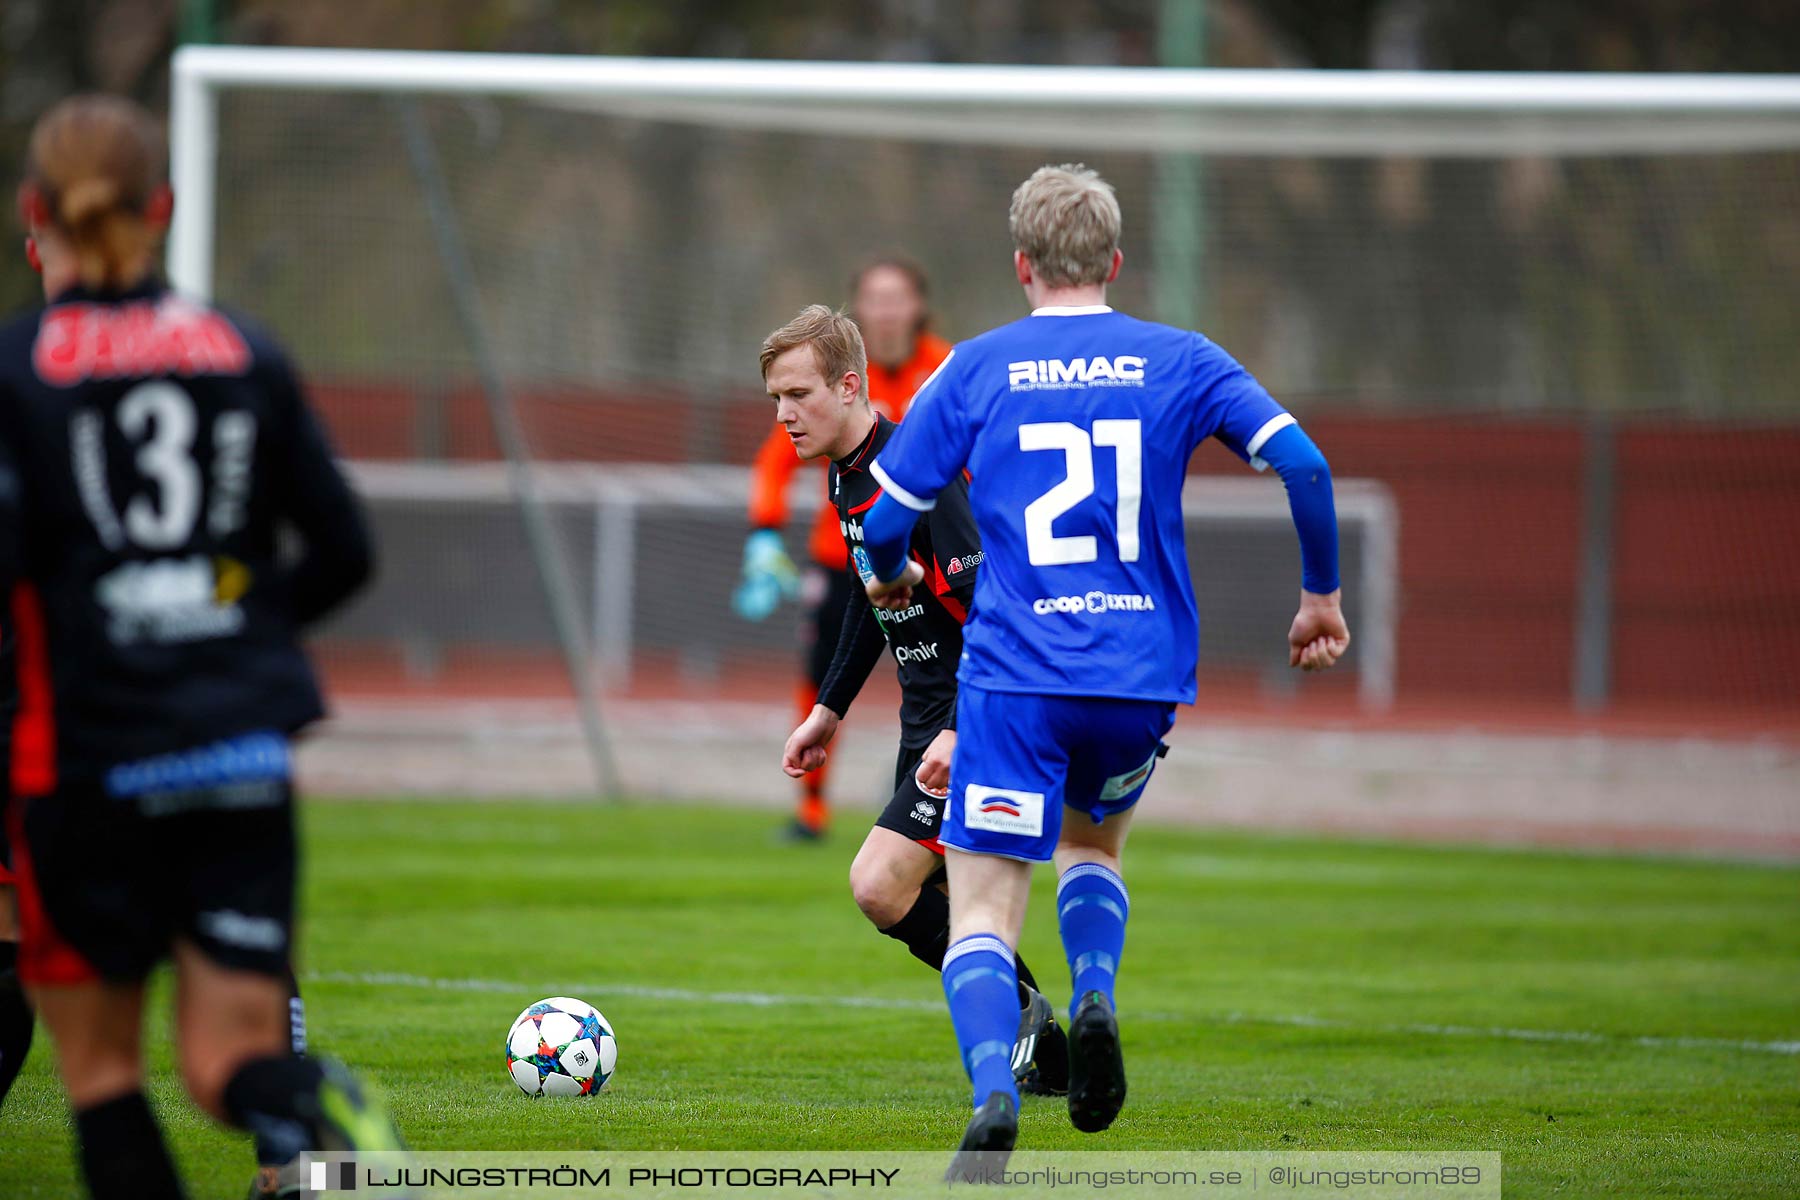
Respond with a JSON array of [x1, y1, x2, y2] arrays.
[[735, 257, 951, 840]]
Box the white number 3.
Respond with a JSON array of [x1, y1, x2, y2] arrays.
[[117, 382, 201, 548], [1019, 419, 1141, 566]]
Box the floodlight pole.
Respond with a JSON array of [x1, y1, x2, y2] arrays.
[[1154, 0, 1207, 330], [179, 0, 218, 46]]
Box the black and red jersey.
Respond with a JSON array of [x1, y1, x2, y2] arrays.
[[819, 414, 979, 747], [0, 280, 372, 783]]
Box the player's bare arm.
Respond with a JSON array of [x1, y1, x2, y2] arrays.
[[866, 558, 925, 610], [914, 728, 956, 795], [782, 704, 840, 778]]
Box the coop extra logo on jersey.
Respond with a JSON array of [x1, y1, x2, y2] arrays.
[[946, 551, 983, 575], [963, 785, 1045, 836], [1032, 591, 1158, 616], [1008, 356, 1146, 391]]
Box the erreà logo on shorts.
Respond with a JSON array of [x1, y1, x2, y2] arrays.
[[1008, 356, 1146, 391], [1033, 591, 1158, 616], [964, 785, 1045, 837]]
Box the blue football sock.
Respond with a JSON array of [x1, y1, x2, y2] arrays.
[[1058, 863, 1129, 1009], [941, 934, 1021, 1110]]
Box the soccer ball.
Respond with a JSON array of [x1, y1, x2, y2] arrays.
[[505, 997, 617, 1097]]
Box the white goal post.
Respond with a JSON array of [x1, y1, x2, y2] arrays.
[[168, 47, 1800, 297]]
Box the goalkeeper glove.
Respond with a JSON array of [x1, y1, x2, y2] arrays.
[[732, 529, 800, 621]]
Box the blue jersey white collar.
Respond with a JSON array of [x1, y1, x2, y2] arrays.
[[1029, 304, 1113, 317]]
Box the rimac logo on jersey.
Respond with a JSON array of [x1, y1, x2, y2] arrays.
[[1008, 356, 1146, 391], [963, 785, 1045, 837]]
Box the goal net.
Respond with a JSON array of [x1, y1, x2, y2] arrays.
[[168, 50, 1800, 797]]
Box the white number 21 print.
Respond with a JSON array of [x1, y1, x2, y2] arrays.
[[1018, 419, 1141, 567]]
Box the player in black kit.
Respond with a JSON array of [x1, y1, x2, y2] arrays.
[[0, 612, 32, 1114], [764, 306, 1067, 1094], [0, 95, 404, 1200]]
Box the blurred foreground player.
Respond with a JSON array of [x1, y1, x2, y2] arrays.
[[0, 613, 32, 1112], [860, 165, 1350, 1172], [764, 306, 1066, 1095], [736, 259, 951, 839], [0, 95, 404, 1200]]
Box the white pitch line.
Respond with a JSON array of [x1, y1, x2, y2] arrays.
[[309, 969, 940, 1012], [1219, 1010, 1800, 1056], [305, 970, 1800, 1057]]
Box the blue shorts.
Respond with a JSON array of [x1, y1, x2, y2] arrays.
[[944, 684, 1176, 862]]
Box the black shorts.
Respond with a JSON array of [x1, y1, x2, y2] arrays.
[[874, 740, 948, 865], [803, 565, 857, 689], [15, 765, 296, 986]]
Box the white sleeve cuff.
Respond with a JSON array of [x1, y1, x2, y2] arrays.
[[869, 460, 937, 511], [1245, 412, 1298, 472]]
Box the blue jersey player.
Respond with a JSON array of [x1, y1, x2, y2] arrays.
[[859, 165, 1350, 1173]]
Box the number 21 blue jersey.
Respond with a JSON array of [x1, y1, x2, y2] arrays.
[[870, 305, 1292, 704]]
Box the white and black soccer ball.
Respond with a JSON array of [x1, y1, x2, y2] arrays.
[[505, 997, 617, 1097]]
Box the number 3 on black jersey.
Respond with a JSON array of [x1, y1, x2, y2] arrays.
[[117, 382, 201, 547], [1019, 418, 1141, 566], [73, 381, 254, 552]]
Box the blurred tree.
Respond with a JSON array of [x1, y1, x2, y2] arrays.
[[1213, 0, 1799, 408], [0, 0, 1792, 414], [0, 0, 175, 313]]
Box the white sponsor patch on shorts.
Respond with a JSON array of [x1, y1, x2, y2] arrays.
[[198, 908, 286, 951], [963, 785, 1046, 837], [1098, 749, 1160, 801]]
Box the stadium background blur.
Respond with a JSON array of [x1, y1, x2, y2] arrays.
[[2, 0, 1795, 859]]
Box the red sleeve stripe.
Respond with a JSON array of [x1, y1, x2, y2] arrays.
[[927, 555, 969, 624], [11, 584, 56, 800]]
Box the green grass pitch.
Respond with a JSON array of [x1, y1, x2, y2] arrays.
[[1, 798, 1795, 1197]]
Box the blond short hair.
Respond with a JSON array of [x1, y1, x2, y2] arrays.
[[759, 304, 869, 401], [1008, 164, 1121, 288]]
